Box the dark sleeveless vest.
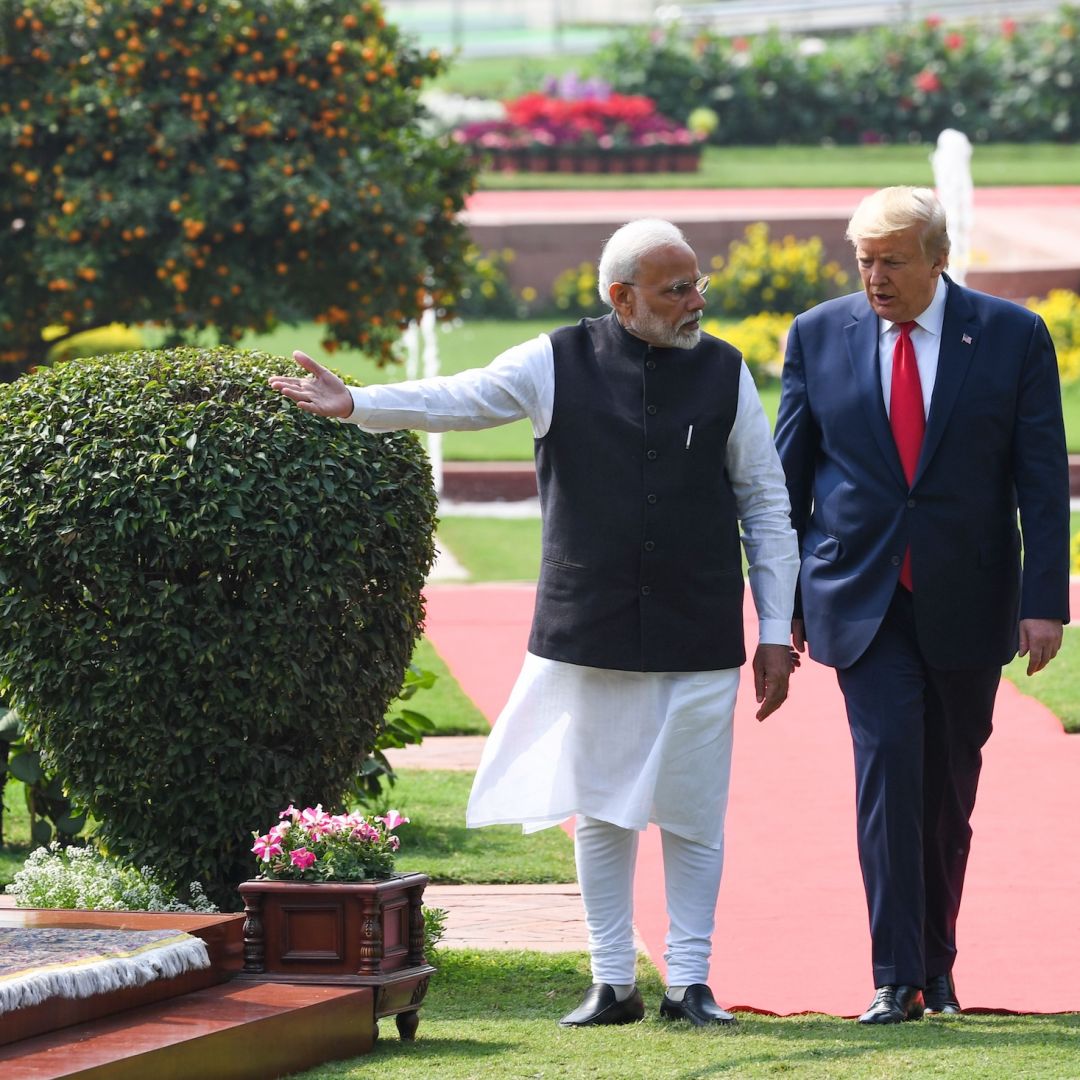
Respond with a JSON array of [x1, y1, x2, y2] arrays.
[[528, 314, 745, 672]]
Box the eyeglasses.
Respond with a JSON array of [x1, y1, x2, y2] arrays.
[[619, 274, 710, 301]]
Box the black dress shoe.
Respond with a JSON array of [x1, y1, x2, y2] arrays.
[[858, 985, 925, 1024], [924, 972, 961, 1014], [659, 984, 737, 1027], [558, 983, 645, 1027]]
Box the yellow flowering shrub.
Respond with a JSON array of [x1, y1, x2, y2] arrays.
[[709, 223, 849, 317], [703, 312, 792, 385], [454, 246, 536, 319], [552, 262, 608, 317], [1026, 290, 1080, 383]]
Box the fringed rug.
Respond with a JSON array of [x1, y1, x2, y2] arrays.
[[0, 927, 210, 1015]]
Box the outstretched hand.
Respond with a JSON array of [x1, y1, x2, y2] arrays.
[[268, 351, 353, 419]]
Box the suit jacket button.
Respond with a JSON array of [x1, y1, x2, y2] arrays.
[[641, 585, 652, 596], [646, 405, 657, 415], [646, 450, 658, 460], [891, 555, 901, 566], [644, 540, 656, 551], [907, 498, 916, 508], [647, 494, 658, 504], [646, 359, 657, 370]]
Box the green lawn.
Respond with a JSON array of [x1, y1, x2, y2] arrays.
[[391, 769, 575, 885], [479, 142, 1080, 192], [290, 950, 1080, 1080], [437, 516, 542, 581], [405, 637, 490, 736]]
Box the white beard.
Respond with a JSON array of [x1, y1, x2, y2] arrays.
[[627, 308, 702, 350]]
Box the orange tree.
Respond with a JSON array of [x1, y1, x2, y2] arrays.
[[0, 0, 474, 380]]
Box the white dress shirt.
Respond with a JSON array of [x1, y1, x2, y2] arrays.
[[878, 275, 949, 420]]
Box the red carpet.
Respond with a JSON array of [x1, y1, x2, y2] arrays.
[[423, 583, 1080, 1016]]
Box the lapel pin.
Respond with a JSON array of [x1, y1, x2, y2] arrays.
[[962, 334, 972, 345]]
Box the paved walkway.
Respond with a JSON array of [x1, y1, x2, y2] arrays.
[[414, 583, 1080, 1016]]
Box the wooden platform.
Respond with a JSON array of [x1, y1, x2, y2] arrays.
[[0, 981, 374, 1080], [0, 909, 382, 1079]]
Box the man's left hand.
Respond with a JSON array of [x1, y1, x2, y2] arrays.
[[753, 643, 794, 722], [1018, 618, 1064, 676]]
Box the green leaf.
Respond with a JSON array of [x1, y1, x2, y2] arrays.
[[31, 819, 54, 846], [9, 749, 44, 784]]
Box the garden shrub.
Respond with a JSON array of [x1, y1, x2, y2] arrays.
[[705, 311, 794, 386], [598, 13, 1080, 145], [0, 0, 475, 378], [45, 324, 144, 365], [0, 346, 437, 908], [708, 224, 849, 317], [552, 262, 609, 319], [1026, 289, 1080, 383], [453, 246, 536, 320], [10, 843, 218, 912]]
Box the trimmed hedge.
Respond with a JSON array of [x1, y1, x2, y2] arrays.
[[0, 347, 436, 907]]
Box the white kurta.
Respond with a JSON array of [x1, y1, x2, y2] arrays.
[[344, 332, 799, 848]]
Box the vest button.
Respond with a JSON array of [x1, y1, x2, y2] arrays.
[[646, 450, 658, 460], [891, 555, 901, 566], [907, 498, 916, 508], [646, 405, 657, 415], [646, 494, 657, 504], [646, 360, 657, 370], [643, 540, 655, 551], [641, 585, 652, 596]]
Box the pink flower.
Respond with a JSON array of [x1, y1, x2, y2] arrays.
[[914, 70, 942, 93], [388, 835, 401, 852], [732, 36, 750, 52], [352, 821, 381, 842], [300, 805, 333, 840], [252, 834, 283, 861], [290, 847, 317, 870], [944, 32, 964, 50], [924, 14, 942, 28], [1001, 18, 1017, 38], [376, 809, 409, 831], [279, 804, 300, 821], [269, 822, 290, 839]]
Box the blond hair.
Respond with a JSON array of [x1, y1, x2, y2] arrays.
[[846, 186, 950, 260]]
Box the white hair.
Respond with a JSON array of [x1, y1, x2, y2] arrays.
[[597, 219, 690, 308]]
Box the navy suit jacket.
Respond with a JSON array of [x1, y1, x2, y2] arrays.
[[774, 276, 1070, 670]]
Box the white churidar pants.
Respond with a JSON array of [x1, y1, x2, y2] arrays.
[[574, 816, 728, 987]]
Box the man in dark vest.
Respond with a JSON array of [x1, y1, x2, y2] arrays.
[[270, 219, 800, 1028]]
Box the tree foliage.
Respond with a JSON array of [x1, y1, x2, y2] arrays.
[[0, 347, 437, 907], [0, 0, 475, 377]]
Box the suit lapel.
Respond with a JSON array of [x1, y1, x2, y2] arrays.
[[843, 297, 908, 487], [914, 281, 980, 484]]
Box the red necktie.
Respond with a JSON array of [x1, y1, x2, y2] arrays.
[[890, 320, 924, 590]]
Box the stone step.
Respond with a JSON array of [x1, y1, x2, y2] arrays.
[[0, 981, 374, 1080]]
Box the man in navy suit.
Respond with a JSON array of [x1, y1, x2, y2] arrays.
[[774, 186, 1070, 1024]]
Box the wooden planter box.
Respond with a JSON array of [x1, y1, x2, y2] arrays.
[[237, 873, 435, 1039], [481, 146, 702, 174]]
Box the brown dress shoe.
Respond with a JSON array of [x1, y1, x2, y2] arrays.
[[924, 973, 961, 1014], [858, 984, 925, 1024], [558, 983, 645, 1027]]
